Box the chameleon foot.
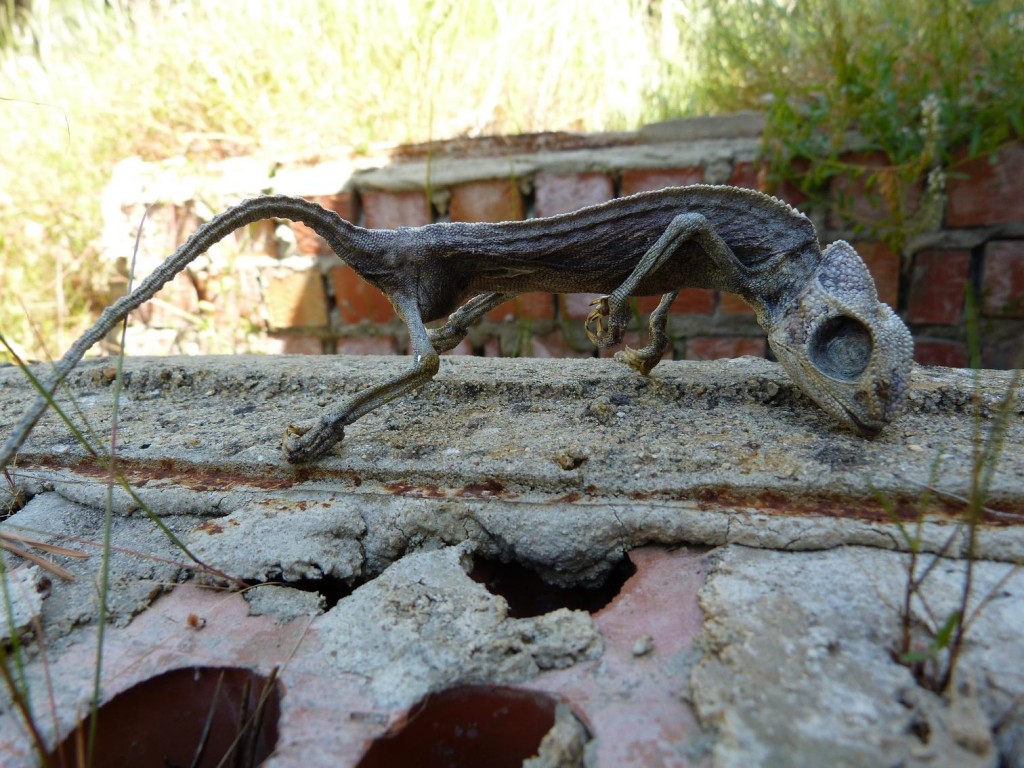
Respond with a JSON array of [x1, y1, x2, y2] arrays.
[[614, 345, 662, 376], [584, 296, 609, 345], [584, 296, 627, 347], [282, 420, 344, 464]]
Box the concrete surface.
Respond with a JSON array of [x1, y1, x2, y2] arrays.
[[0, 354, 1022, 766]]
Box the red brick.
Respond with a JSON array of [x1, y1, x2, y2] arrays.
[[485, 293, 556, 322], [337, 336, 398, 355], [449, 179, 524, 223], [729, 161, 761, 190], [730, 160, 812, 209], [636, 289, 715, 315], [290, 194, 356, 255], [330, 265, 395, 324], [760, 164, 811, 209], [534, 173, 614, 217], [261, 267, 329, 329], [562, 289, 715, 324], [906, 250, 970, 324], [827, 151, 921, 231], [914, 339, 968, 368], [265, 335, 325, 355], [849, 241, 900, 309], [720, 291, 755, 315], [621, 167, 705, 196], [198, 258, 265, 331], [981, 240, 1024, 317], [233, 218, 277, 256], [981, 338, 1024, 370], [361, 190, 431, 229], [947, 141, 1024, 227], [131, 203, 199, 270], [289, 223, 325, 256], [686, 336, 766, 360], [482, 337, 502, 357], [478, 328, 592, 358], [120, 328, 180, 356]]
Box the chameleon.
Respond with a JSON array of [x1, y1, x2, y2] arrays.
[[0, 185, 913, 466]]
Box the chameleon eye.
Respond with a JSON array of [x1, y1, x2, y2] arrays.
[[809, 315, 872, 381]]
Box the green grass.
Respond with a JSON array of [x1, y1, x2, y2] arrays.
[[0, 0, 686, 361], [0, 0, 1021, 360]]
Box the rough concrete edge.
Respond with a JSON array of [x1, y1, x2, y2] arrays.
[[347, 139, 762, 193], [639, 112, 767, 142]]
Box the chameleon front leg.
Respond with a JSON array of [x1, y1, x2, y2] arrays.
[[584, 211, 747, 371], [282, 291, 442, 463], [427, 292, 515, 352]]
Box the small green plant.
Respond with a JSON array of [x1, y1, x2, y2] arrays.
[[889, 392, 1020, 693], [513, 317, 534, 358], [885, 287, 1021, 693]]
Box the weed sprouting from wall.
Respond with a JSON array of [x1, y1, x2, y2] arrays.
[[887, 287, 1021, 694]]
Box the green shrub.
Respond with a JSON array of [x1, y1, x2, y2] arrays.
[[681, 0, 1024, 242]]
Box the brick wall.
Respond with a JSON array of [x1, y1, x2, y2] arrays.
[[102, 116, 1024, 368]]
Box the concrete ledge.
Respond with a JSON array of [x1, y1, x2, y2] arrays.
[[3, 355, 1021, 568], [1, 354, 1022, 766]]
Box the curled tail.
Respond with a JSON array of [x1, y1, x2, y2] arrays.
[[0, 195, 361, 468]]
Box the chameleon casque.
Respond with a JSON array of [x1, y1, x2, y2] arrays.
[[0, 185, 913, 466]]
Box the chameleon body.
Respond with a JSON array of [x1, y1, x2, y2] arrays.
[[0, 185, 913, 466]]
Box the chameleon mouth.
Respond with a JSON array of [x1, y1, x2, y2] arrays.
[[841, 406, 884, 437]]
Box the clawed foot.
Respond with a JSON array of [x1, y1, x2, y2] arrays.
[[614, 345, 663, 376], [584, 296, 627, 347], [282, 420, 344, 464]]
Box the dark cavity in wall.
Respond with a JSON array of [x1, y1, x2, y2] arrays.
[[245, 572, 356, 609], [469, 553, 636, 617], [356, 685, 565, 768], [48, 665, 282, 768]]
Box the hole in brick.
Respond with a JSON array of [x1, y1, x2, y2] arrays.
[[356, 685, 564, 768], [469, 554, 636, 618], [47, 666, 282, 768], [246, 573, 356, 610]]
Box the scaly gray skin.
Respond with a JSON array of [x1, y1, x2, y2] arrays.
[[0, 185, 913, 466]]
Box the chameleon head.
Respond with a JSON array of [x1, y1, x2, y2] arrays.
[[767, 240, 914, 435]]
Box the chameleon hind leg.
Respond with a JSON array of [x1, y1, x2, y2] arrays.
[[282, 291, 441, 463], [427, 292, 514, 352], [281, 292, 514, 463]]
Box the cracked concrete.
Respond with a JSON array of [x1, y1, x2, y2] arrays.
[[689, 545, 1022, 768], [317, 545, 602, 709], [0, 354, 1022, 766]]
